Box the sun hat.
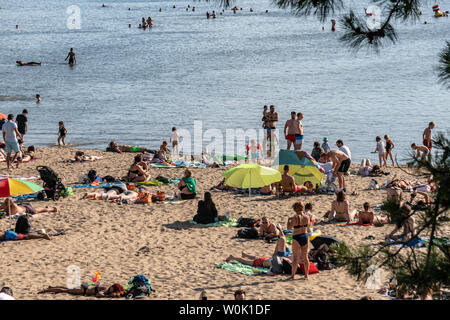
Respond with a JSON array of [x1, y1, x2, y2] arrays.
[[323, 137, 328, 141]]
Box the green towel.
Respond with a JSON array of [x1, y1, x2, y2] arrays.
[[216, 262, 269, 276], [188, 219, 238, 227], [182, 177, 196, 194]]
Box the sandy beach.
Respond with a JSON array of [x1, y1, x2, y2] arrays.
[[0, 146, 447, 300]]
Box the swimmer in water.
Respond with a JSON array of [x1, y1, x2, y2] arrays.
[[212, 10, 216, 18], [147, 17, 153, 27], [65, 48, 76, 65], [331, 19, 336, 32], [36, 94, 41, 103], [16, 61, 42, 66], [206, 11, 210, 19]]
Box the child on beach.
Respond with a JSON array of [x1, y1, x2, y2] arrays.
[[57, 121, 68, 146], [373, 136, 386, 167], [384, 135, 395, 166], [246, 139, 262, 163], [411, 143, 430, 160], [170, 127, 180, 157], [321, 137, 330, 153]]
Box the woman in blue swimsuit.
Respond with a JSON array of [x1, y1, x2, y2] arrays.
[[287, 201, 310, 279]]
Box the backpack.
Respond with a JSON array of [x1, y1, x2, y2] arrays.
[[15, 215, 31, 234], [127, 275, 154, 299], [237, 217, 259, 228], [87, 170, 97, 183], [237, 227, 259, 239]]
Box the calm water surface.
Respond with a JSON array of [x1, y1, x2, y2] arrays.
[[0, 0, 449, 162]]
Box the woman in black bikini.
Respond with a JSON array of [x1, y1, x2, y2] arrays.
[[286, 201, 310, 280], [127, 154, 150, 182]]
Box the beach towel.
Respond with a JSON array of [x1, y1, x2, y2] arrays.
[[188, 218, 238, 227], [216, 262, 269, 276], [0, 175, 39, 180]]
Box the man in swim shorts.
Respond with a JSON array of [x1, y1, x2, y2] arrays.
[[411, 143, 430, 160], [0, 229, 51, 241], [295, 112, 304, 150], [319, 149, 350, 192], [0, 198, 58, 216], [284, 111, 299, 150], [2, 114, 23, 169], [226, 253, 272, 268], [422, 121, 434, 160]]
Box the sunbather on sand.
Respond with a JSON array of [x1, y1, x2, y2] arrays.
[[325, 191, 357, 222], [210, 179, 237, 191], [258, 217, 280, 239], [81, 182, 138, 201], [0, 229, 51, 241], [106, 141, 152, 153], [67, 151, 103, 162], [127, 155, 150, 182], [0, 198, 57, 216], [357, 202, 389, 225], [38, 283, 126, 297], [277, 165, 313, 195]]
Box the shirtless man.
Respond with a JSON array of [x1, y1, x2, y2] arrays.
[[258, 216, 280, 239], [0, 198, 58, 216], [411, 143, 430, 160], [65, 48, 76, 65], [284, 112, 299, 150], [265, 105, 279, 157], [422, 122, 434, 161], [319, 150, 350, 192], [295, 112, 304, 150], [277, 165, 313, 195]]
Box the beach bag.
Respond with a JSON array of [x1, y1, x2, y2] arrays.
[[127, 275, 154, 299], [87, 170, 97, 183], [237, 217, 258, 228], [270, 256, 283, 274], [15, 215, 31, 234], [135, 192, 152, 204], [311, 236, 341, 249], [237, 227, 258, 239]]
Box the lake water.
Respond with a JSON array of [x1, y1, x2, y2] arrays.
[[1, 0, 449, 162]]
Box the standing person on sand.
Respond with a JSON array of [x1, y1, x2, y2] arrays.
[[319, 149, 350, 192], [295, 112, 304, 150], [65, 48, 76, 65], [422, 122, 434, 161], [266, 105, 279, 157], [170, 127, 180, 158], [284, 111, 299, 150], [57, 121, 68, 146], [287, 201, 310, 280], [15, 109, 28, 142], [2, 114, 23, 170]]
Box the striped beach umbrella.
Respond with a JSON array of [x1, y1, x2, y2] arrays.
[[0, 178, 44, 228], [0, 178, 44, 197]]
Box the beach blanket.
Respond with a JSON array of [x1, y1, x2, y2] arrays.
[[216, 262, 269, 276], [150, 161, 207, 168], [336, 221, 374, 227], [0, 175, 40, 180], [70, 182, 125, 189], [188, 218, 238, 227], [387, 236, 429, 248]]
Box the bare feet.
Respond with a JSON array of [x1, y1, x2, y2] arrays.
[[226, 255, 233, 262], [81, 193, 88, 200]]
